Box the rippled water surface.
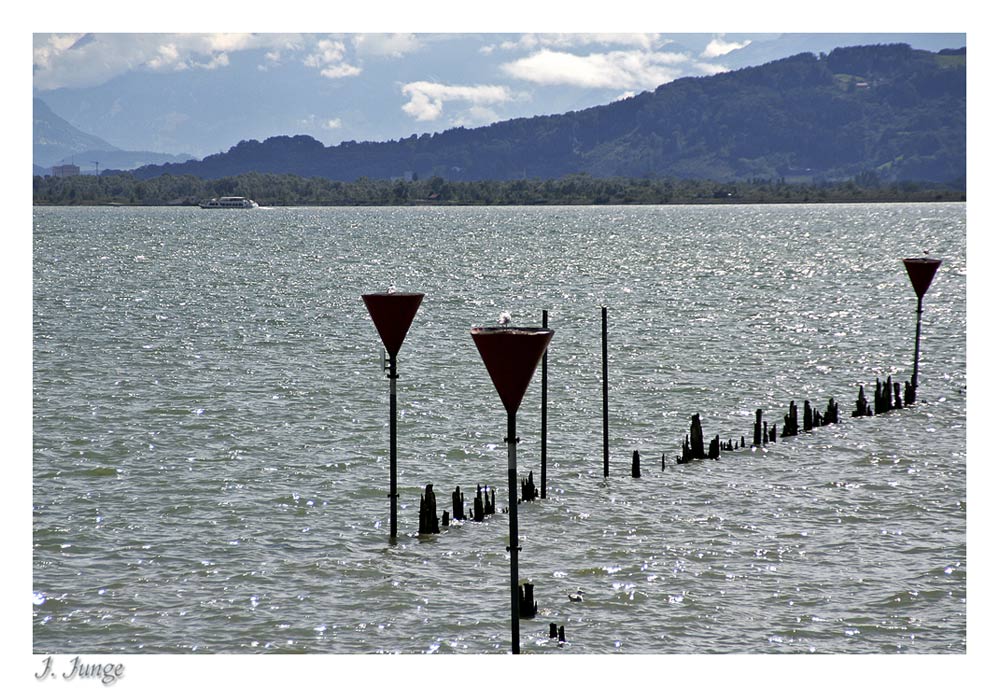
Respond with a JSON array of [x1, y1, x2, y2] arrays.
[[33, 204, 966, 654]]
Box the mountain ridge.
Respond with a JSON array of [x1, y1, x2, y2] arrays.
[[122, 44, 964, 185], [33, 98, 196, 173]]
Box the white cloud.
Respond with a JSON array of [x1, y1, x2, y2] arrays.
[[146, 43, 184, 71], [701, 37, 752, 59], [491, 33, 667, 53], [298, 114, 344, 130], [303, 38, 362, 79], [450, 105, 502, 128], [401, 81, 513, 122], [32, 33, 304, 90], [321, 63, 362, 79], [501, 49, 690, 90], [693, 62, 730, 76], [352, 34, 422, 58]]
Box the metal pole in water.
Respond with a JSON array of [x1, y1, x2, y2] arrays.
[[388, 352, 398, 540], [541, 309, 548, 499], [602, 306, 609, 478], [911, 294, 924, 398], [506, 411, 520, 654]]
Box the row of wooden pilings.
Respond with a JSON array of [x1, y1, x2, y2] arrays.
[[363, 256, 940, 654], [418, 483, 499, 534], [670, 373, 918, 467]]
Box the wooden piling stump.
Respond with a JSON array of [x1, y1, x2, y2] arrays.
[[781, 400, 799, 438], [852, 385, 872, 418], [418, 484, 440, 535], [823, 397, 839, 425], [520, 471, 538, 502], [631, 450, 641, 477], [473, 484, 485, 522], [690, 414, 705, 458], [518, 583, 537, 618]]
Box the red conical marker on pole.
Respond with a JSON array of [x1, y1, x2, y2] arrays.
[[902, 257, 941, 404], [470, 324, 553, 655], [362, 291, 424, 541]]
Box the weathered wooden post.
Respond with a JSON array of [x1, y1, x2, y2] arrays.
[[754, 409, 763, 446], [471, 324, 553, 655], [362, 291, 424, 541], [418, 483, 439, 535], [823, 398, 839, 425], [452, 486, 465, 521], [518, 583, 537, 618], [852, 384, 872, 418], [903, 256, 941, 404], [521, 471, 538, 502], [690, 413, 705, 458], [781, 400, 798, 437], [631, 450, 641, 477], [602, 306, 609, 478]]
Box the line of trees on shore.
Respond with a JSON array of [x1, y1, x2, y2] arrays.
[[33, 171, 965, 207]]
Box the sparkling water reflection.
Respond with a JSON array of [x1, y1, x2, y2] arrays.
[[33, 204, 965, 653]]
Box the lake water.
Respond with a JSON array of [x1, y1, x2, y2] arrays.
[[32, 203, 966, 654]]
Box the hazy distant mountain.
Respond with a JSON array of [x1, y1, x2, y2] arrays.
[[33, 98, 196, 173], [131, 44, 966, 185], [34, 98, 120, 167]]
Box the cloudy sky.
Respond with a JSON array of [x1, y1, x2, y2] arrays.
[[29, 4, 968, 158]]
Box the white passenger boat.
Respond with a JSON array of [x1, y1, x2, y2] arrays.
[[199, 196, 259, 209]]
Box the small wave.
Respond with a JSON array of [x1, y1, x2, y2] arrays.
[[77, 466, 121, 478]]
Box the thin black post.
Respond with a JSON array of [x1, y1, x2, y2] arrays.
[[911, 293, 924, 400], [541, 309, 548, 498], [506, 412, 521, 654], [602, 306, 609, 478], [388, 352, 399, 540]]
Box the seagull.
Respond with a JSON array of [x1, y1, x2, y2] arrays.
[[568, 589, 584, 602], [497, 311, 512, 327]]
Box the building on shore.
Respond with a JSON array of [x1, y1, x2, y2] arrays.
[[52, 164, 80, 177]]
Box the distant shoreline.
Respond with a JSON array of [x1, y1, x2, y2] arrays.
[[32, 171, 966, 208], [32, 197, 967, 208]]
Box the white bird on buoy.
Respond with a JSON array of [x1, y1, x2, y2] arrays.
[[497, 311, 512, 327]]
